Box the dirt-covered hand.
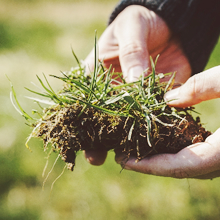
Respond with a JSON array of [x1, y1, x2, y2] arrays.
[[84, 5, 192, 166], [115, 66, 220, 179]]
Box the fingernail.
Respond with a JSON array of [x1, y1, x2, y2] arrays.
[[164, 88, 180, 102], [127, 66, 144, 83]]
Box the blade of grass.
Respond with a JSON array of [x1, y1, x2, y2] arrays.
[[25, 96, 56, 105], [71, 47, 82, 73], [65, 94, 134, 118], [51, 75, 98, 99], [43, 73, 56, 95], [101, 65, 112, 100], [88, 31, 98, 102], [25, 87, 53, 98], [123, 92, 142, 111], [164, 71, 176, 93], [9, 86, 33, 121], [110, 73, 153, 92], [105, 91, 127, 105], [36, 75, 61, 104]]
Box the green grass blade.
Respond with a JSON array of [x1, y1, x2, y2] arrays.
[[25, 96, 56, 105], [88, 31, 98, 102], [150, 57, 156, 93], [6, 75, 33, 121], [25, 87, 52, 98], [110, 74, 152, 92], [37, 75, 55, 96], [101, 65, 112, 100], [123, 92, 142, 111], [105, 91, 126, 105], [71, 47, 82, 72], [43, 73, 56, 95], [164, 71, 176, 93], [10, 89, 33, 121], [96, 71, 106, 84], [65, 94, 133, 118], [36, 75, 62, 104], [51, 75, 98, 99]]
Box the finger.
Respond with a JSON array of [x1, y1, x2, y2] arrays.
[[164, 66, 220, 107], [113, 6, 150, 82], [192, 170, 220, 179], [84, 149, 107, 166], [114, 6, 172, 83], [116, 128, 220, 179]]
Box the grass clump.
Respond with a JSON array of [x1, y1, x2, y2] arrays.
[[10, 40, 211, 172]]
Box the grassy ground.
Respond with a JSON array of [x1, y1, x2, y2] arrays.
[[1, 0, 220, 219]]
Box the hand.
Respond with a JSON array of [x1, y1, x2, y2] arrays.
[[85, 5, 192, 83], [84, 5, 192, 166], [116, 66, 220, 179]]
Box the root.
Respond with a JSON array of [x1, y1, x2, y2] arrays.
[[49, 164, 67, 198], [42, 154, 60, 191]]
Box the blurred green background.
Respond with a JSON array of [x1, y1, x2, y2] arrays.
[[1, 0, 220, 219]]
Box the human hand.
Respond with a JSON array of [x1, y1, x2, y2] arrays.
[[85, 5, 191, 83], [115, 66, 220, 179], [84, 5, 192, 166]]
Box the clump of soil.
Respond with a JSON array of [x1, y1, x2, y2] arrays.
[[22, 56, 210, 171], [14, 54, 210, 171], [35, 103, 210, 171]]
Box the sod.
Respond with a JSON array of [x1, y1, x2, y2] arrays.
[[10, 40, 211, 171]]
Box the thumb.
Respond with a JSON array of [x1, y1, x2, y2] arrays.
[[164, 66, 220, 107]]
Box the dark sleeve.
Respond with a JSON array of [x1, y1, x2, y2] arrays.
[[108, 0, 220, 75]]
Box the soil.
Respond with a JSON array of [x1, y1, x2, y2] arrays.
[[34, 103, 211, 171], [28, 63, 211, 171]]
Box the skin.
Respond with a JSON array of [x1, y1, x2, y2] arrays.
[[83, 5, 192, 166], [85, 5, 191, 83]]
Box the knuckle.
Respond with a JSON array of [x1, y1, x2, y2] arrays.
[[120, 42, 145, 59], [121, 42, 143, 56]]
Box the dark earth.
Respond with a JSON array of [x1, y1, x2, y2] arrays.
[[34, 103, 211, 171]]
